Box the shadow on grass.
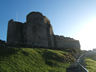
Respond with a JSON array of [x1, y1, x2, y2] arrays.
[[42, 50, 65, 66], [0, 46, 20, 57]]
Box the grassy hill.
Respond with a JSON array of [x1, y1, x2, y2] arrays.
[[85, 51, 96, 72], [0, 47, 75, 72], [85, 58, 96, 72]]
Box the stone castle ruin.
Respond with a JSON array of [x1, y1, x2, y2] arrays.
[[7, 12, 80, 50]]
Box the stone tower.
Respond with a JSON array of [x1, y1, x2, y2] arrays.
[[25, 12, 54, 48], [7, 19, 24, 46], [7, 12, 55, 48]]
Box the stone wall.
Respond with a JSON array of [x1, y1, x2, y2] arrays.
[[24, 23, 49, 47], [25, 12, 50, 47], [7, 20, 24, 46], [7, 12, 80, 51], [54, 35, 80, 50]]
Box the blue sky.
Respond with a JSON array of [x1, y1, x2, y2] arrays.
[[0, 0, 96, 50]]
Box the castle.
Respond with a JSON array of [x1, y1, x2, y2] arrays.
[[7, 12, 80, 50]]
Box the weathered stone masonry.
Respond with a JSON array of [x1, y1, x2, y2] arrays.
[[7, 12, 80, 50]]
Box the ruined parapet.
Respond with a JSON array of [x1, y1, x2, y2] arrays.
[[54, 35, 80, 50], [43, 16, 54, 48], [43, 16, 54, 35], [54, 35, 81, 58], [7, 19, 24, 46]]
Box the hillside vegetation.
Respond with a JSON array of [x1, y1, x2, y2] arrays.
[[85, 51, 96, 72], [85, 58, 96, 72], [0, 47, 75, 72]]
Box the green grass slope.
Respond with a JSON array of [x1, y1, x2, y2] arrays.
[[85, 58, 96, 72], [0, 47, 75, 72], [84, 51, 96, 72]]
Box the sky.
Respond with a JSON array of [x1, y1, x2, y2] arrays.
[[0, 0, 96, 50]]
